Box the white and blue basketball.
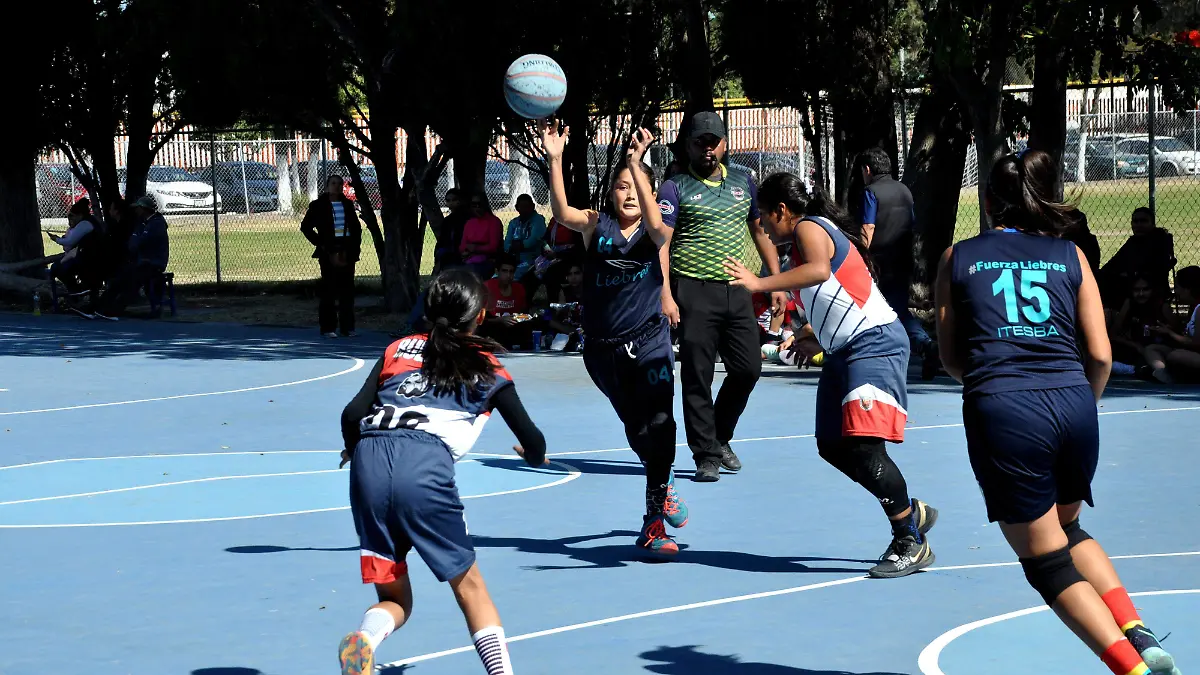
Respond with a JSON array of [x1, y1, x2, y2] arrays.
[[504, 54, 567, 119]]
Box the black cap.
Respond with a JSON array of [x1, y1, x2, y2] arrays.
[[687, 111, 726, 140]]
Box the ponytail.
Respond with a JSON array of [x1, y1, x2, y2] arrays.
[[986, 149, 1078, 236], [420, 269, 503, 395], [757, 172, 877, 280]]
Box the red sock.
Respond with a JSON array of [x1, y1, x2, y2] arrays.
[[1102, 587, 1144, 632], [1101, 639, 1149, 675]]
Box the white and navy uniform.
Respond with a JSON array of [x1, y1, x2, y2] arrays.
[[341, 335, 543, 584], [786, 216, 909, 442]]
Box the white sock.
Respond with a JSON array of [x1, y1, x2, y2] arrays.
[[471, 625, 514, 674], [358, 607, 396, 650]]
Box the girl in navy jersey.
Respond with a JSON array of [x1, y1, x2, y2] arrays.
[[935, 150, 1179, 675], [335, 269, 547, 675], [537, 120, 687, 556], [723, 172, 937, 579]]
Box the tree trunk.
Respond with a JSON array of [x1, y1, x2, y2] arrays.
[[972, 99, 1008, 233], [681, 0, 715, 117], [122, 59, 163, 203], [903, 86, 971, 316], [0, 152, 45, 265], [370, 119, 420, 314], [1028, 37, 1068, 199], [451, 136, 489, 205]]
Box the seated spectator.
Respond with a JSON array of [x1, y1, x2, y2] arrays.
[[93, 194, 169, 318], [49, 198, 106, 296], [523, 216, 584, 300], [1063, 208, 1101, 280], [556, 257, 584, 304], [1108, 274, 1174, 374], [1143, 266, 1200, 383], [505, 194, 547, 282], [1099, 207, 1175, 307], [479, 254, 537, 348], [434, 188, 469, 274], [459, 195, 503, 280]]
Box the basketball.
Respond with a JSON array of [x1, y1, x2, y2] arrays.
[[504, 54, 567, 119]]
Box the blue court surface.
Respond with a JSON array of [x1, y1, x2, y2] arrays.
[[2, 314, 1197, 675]]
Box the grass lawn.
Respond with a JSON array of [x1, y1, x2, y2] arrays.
[[41, 180, 1199, 288]]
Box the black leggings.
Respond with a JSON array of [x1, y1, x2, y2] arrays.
[[817, 437, 911, 518], [583, 321, 677, 494]]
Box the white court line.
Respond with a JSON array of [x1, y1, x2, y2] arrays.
[[0, 460, 578, 528], [0, 357, 366, 415], [0, 468, 346, 506], [917, 589, 1200, 675], [379, 551, 1200, 668], [0, 449, 338, 471], [470, 404, 1200, 461]]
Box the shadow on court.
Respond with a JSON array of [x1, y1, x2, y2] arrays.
[[639, 645, 908, 675], [225, 545, 357, 554], [192, 668, 266, 675], [470, 531, 874, 573]]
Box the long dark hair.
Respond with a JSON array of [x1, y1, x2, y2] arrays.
[[986, 149, 1077, 236], [603, 159, 655, 218], [757, 171, 876, 279], [420, 269, 503, 395]]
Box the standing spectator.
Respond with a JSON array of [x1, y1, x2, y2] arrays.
[[1099, 207, 1176, 307], [505, 194, 547, 282], [657, 112, 787, 482], [459, 195, 503, 280], [433, 188, 469, 273], [301, 174, 362, 338], [94, 194, 169, 318], [852, 148, 938, 379]]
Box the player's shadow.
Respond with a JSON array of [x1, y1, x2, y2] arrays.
[[639, 645, 907, 675], [192, 669, 267, 675], [479, 457, 740, 480], [225, 545, 357, 554], [470, 531, 875, 573]]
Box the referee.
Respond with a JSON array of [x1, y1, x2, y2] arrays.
[[657, 112, 787, 482]]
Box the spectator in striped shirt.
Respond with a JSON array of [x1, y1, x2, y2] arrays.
[[301, 174, 362, 338]]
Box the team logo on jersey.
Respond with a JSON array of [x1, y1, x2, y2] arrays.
[[858, 392, 875, 411], [657, 199, 675, 215], [396, 373, 431, 399], [731, 187, 745, 200], [690, 193, 703, 201]]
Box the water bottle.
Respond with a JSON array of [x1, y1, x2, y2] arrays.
[[531, 330, 543, 352], [32, 290, 40, 317]]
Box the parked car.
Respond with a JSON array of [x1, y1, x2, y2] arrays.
[[726, 151, 801, 183], [1119, 136, 1198, 176], [195, 161, 280, 213], [1063, 135, 1149, 182], [36, 163, 86, 218], [118, 166, 222, 214], [292, 159, 382, 210]]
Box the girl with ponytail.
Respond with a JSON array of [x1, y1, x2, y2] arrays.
[[724, 171, 938, 580], [333, 267, 547, 675], [935, 150, 1180, 675]]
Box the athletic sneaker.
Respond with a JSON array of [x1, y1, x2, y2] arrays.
[[662, 470, 689, 528], [869, 535, 934, 579], [879, 498, 939, 561], [719, 442, 742, 471], [337, 631, 374, 675], [636, 514, 679, 556], [1126, 625, 1181, 675], [323, 332, 339, 339]]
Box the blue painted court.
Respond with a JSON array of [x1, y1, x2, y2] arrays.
[[1, 315, 1197, 675]]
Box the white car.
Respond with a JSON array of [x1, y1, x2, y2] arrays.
[[118, 166, 223, 213], [1119, 136, 1199, 176]]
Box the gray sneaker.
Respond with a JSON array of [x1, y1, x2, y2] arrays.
[[879, 499, 938, 561]]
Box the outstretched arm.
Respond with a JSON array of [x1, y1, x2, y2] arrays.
[[724, 220, 832, 294], [491, 384, 548, 466], [626, 128, 672, 249], [538, 119, 596, 241]]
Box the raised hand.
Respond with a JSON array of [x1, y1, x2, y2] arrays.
[[537, 118, 570, 161], [627, 127, 655, 164]]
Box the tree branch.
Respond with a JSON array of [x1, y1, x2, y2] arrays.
[[308, 0, 375, 80]]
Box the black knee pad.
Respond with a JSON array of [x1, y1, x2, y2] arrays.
[[817, 439, 857, 477], [1020, 547, 1086, 606], [1062, 519, 1093, 549]]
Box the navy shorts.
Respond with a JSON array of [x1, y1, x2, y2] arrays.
[[815, 320, 910, 443], [583, 316, 675, 433], [963, 384, 1099, 524], [349, 431, 475, 584]]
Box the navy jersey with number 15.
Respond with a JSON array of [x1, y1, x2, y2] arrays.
[[950, 229, 1089, 397]]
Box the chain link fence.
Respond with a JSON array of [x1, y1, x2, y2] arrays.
[[36, 87, 1200, 286]]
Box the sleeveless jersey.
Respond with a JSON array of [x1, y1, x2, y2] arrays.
[[787, 216, 898, 353], [950, 229, 1088, 396], [582, 212, 663, 340], [358, 335, 513, 461]]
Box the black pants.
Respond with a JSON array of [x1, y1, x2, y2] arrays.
[[674, 276, 762, 463], [319, 258, 356, 335]]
